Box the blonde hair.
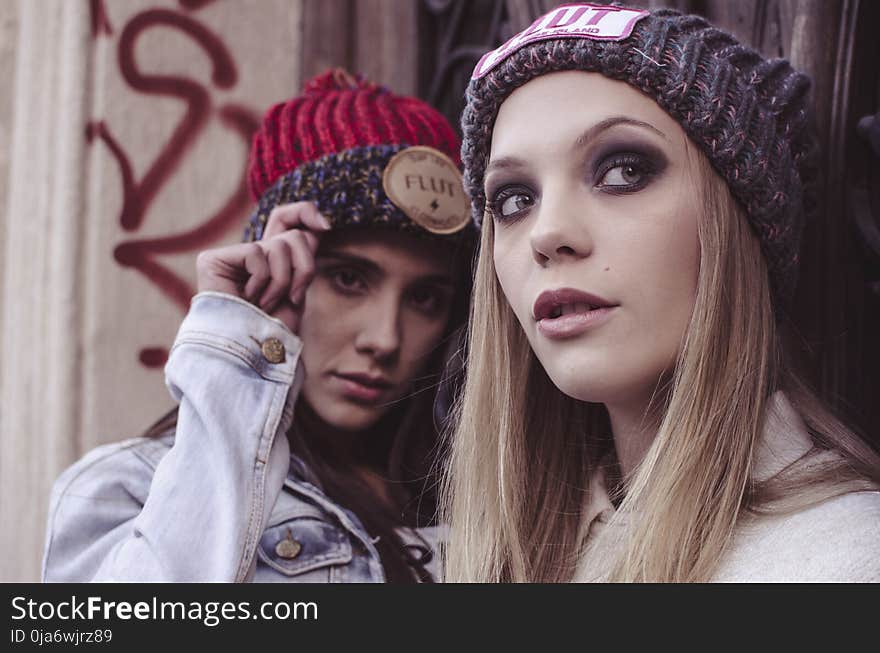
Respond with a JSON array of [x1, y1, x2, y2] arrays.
[[440, 148, 880, 582]]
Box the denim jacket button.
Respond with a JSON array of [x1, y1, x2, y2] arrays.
[[261, 338, 285, 364], [275, 537, 302, 559]]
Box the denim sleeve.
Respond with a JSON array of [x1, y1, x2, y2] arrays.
[[42, 292, 303, 582]]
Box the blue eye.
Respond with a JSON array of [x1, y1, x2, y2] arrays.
[[601, 164, 644, 186], [499, 193, 533, 216], [595, 153, 657, 192], [487, 185, 535, 220]]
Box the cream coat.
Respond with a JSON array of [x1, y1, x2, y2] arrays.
[[574, 393, 880, 582]]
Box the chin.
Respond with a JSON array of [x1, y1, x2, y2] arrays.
[[533, 347, 630, 405], [313, 403, 386, 432], [538, 348, 674, 409], [544, 369, 615, 403], [531, 345, 595, 397]]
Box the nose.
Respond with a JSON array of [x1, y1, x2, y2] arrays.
[[354, 291, 402, 364], [529, 189, 593, 266]]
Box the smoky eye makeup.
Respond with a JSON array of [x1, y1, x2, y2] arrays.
[[485, 183, 536, 222], [483, 129, 671, 220], [588, 139, 669, 194], [484, 169, 540, 222]]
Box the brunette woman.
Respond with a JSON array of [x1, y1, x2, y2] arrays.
[[43, 70, 476, 583]]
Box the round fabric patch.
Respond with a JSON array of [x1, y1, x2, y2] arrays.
[[382, 146, 470, 234]]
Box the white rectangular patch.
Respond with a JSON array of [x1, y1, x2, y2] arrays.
[[472, 3, 650, 80]]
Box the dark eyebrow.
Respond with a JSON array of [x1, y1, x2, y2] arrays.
[[484, 156, 528, 178], [574, 116, 669, 149], [317, 251, 383, 276], [318, 251, 455, 287], [485, 116, 668, 178]]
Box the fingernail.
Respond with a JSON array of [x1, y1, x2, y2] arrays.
[[319, 214, 332, 230]]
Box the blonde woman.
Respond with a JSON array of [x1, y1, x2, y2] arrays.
[[442, 3, 880, 582]]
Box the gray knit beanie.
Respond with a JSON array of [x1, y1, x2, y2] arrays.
[[462, 3, 817, 308]]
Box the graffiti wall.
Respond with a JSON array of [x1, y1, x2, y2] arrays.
[[82, 0, 301, 446], [1, 0, 303, 581]]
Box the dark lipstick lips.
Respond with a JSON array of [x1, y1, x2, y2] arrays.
[[532, 288, 616, 321], [334, 372, 393, 389]]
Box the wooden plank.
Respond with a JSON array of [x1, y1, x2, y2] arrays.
[[301, 0, 354, 82], [354, 0, 418, 94]]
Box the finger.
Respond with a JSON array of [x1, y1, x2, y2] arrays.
[[257, 239, 294, 313], [196, 242, 262, 296], [242, 245, 271, 301], [264, 201, 332, 239], [270, 299, 302, 335], [284, 230, 317, 305], [299, 229, 320, 258]]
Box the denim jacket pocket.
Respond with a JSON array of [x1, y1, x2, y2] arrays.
[[257, 517, 353, 577]]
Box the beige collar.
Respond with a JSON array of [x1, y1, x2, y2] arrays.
[[575, 392, 817, 581], [584, 391, 814, 529], [750, 391, 815, 481]]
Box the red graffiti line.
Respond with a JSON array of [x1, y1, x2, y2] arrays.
[[139, 347, 169, 368], [101, 8, 237, 232], [115, 105, 258, 368], [87, 8, 260, 367], [113, 104, 260, 310], [179, 0, 219, 10], [89, 0, 113, 38]]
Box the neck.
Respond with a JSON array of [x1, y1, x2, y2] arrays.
[[604, 395, 661, 479], [291, 399, 402, 482], [290, 401, 405, 514], [292, 400, 367, 462]]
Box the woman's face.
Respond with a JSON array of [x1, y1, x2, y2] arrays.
[[297, 230, 457, 432], [487, 71, 701, 410]]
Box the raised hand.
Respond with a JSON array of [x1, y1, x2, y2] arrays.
[[195, 201, 331, 333]]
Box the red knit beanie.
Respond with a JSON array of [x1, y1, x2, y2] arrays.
[[243, 69, 473, 243], [248, 69, 461, 201]]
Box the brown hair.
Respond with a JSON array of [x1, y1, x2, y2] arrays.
[[144, 233, 475, 583]]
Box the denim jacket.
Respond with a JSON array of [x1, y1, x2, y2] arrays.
[[42, 292, 442, 583]]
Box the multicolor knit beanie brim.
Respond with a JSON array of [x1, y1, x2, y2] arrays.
[[244, 143, 458, 242], [245, 69, 476, 246], [461, 3, 818, 308]]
